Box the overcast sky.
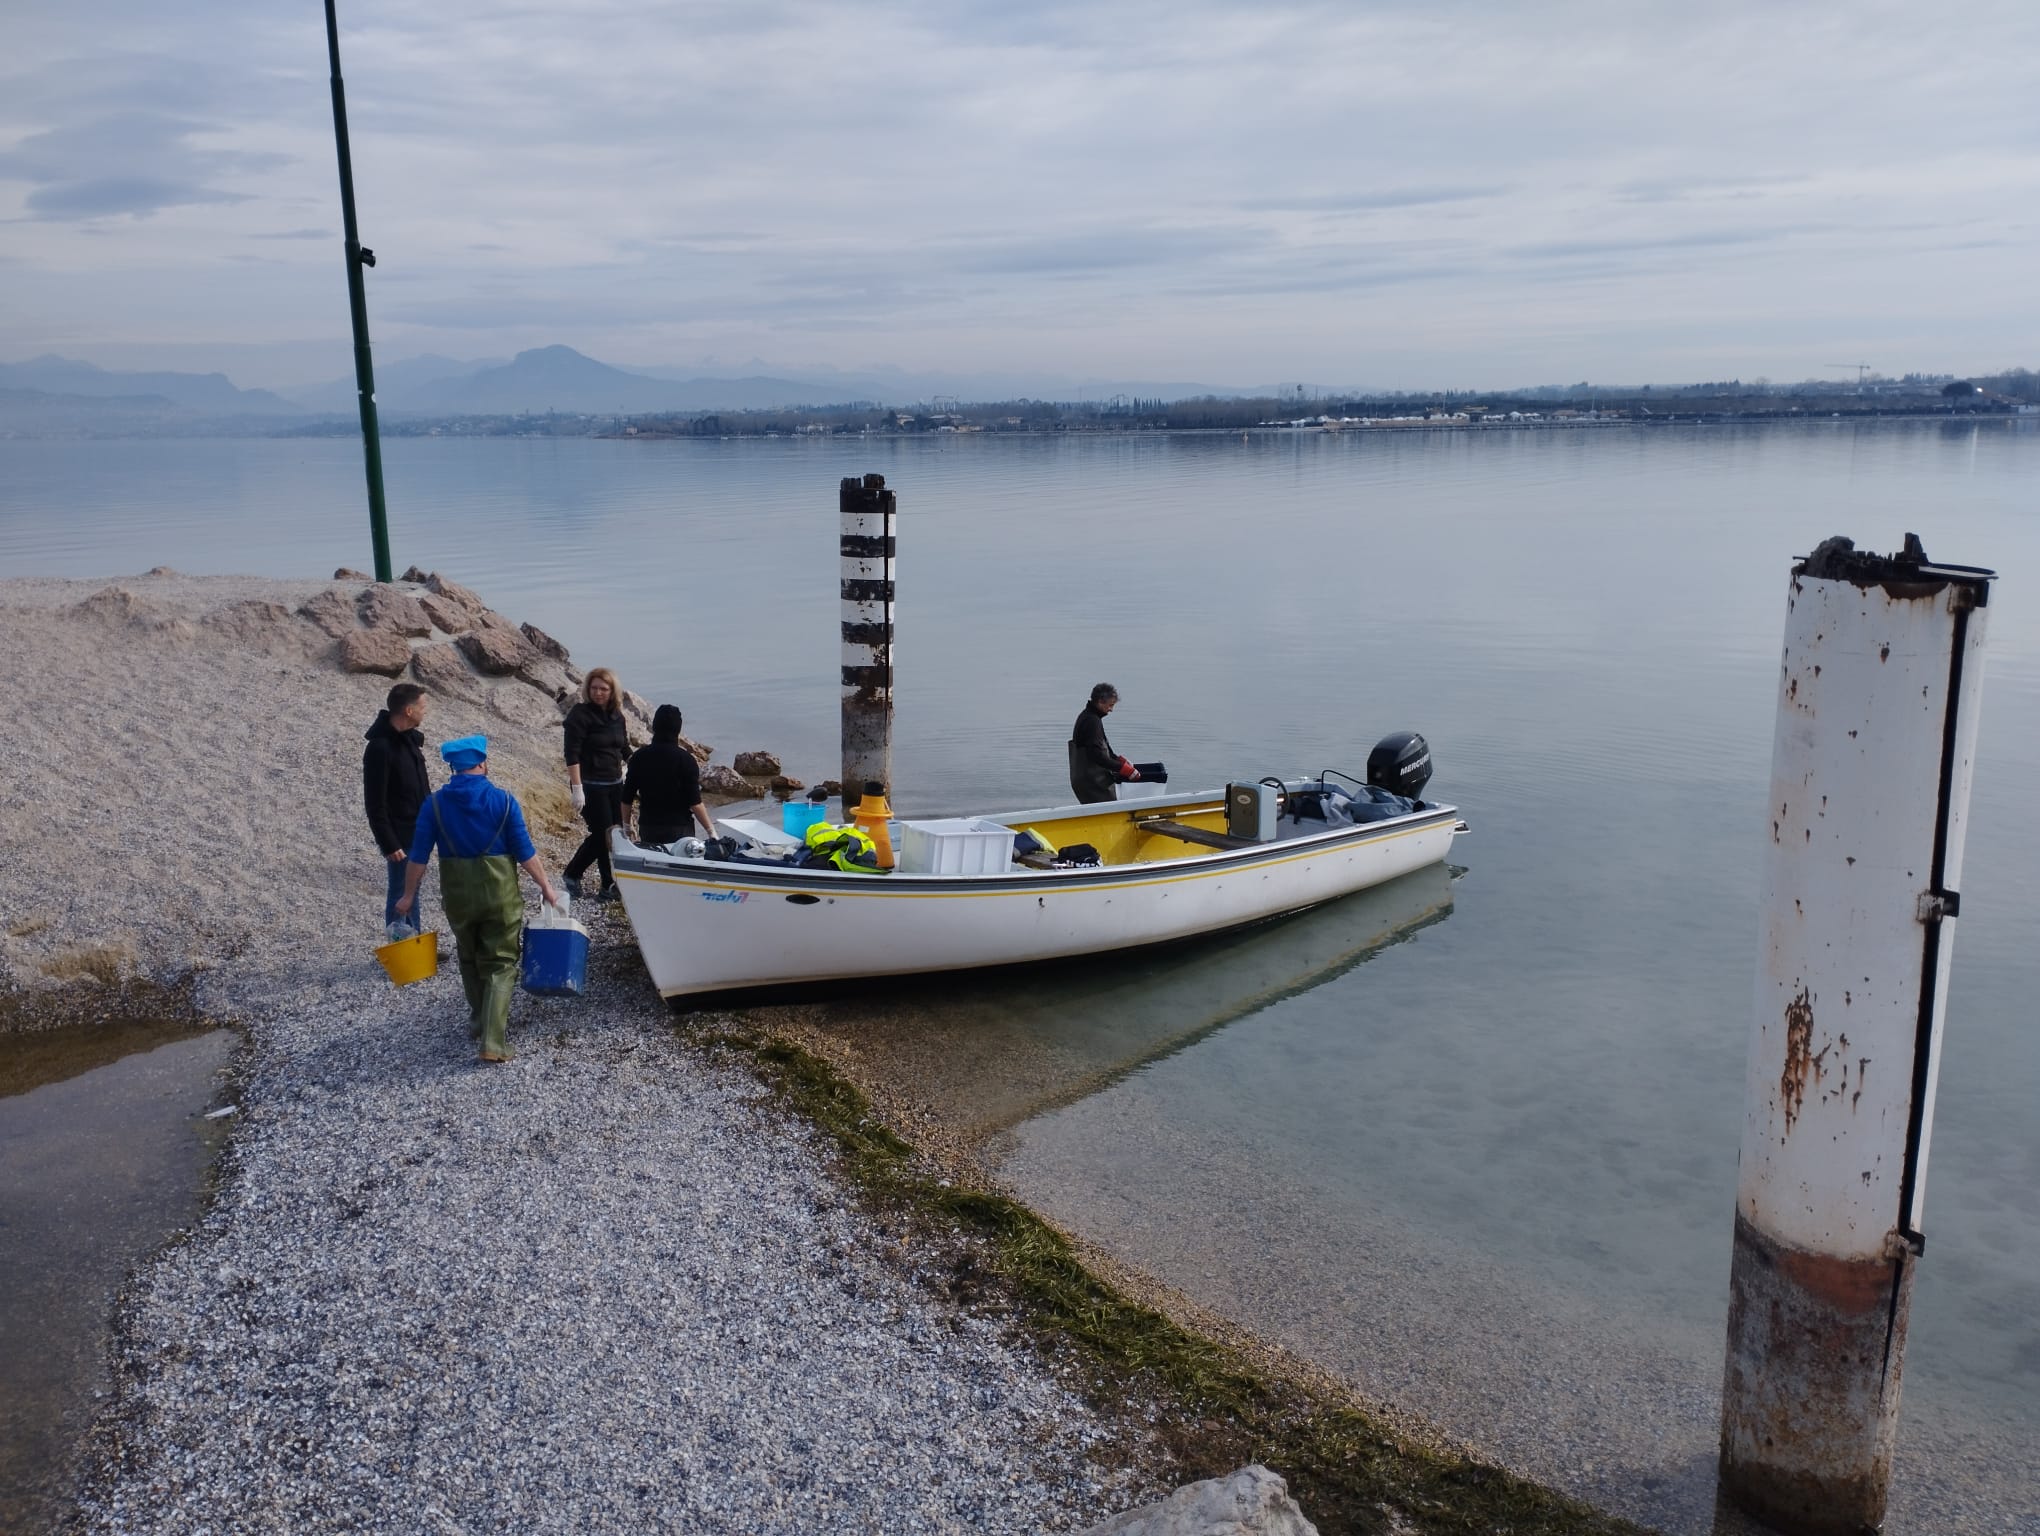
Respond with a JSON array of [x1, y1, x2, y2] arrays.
[[2, 0, 2036, 392]]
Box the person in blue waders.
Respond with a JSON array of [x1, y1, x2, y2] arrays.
[[394, 734, 561, 1064]]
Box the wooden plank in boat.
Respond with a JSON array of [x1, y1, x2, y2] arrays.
[[1135, 818, 1259, 852]]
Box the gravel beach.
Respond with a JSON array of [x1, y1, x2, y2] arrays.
[[0, 572, 1143, 1534]]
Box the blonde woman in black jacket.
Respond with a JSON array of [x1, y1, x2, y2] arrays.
[[562, 667, 632, 900]]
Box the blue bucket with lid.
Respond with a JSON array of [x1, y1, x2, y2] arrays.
[[521, 923, 589, 997], [782, 800, 828, 837]]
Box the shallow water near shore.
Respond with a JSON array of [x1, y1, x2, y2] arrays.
[[4, 421, 2037, 1529], [0, 1023, 233, 1533]]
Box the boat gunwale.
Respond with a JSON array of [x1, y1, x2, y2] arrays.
[[610, 801, 1461, 896]]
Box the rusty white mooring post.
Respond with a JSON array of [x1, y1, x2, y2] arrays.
[[1719, 534, 1994, 1534], [839, 473, 896, 814]]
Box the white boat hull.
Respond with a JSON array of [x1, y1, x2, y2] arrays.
[[611, 794, 1460, 1003]]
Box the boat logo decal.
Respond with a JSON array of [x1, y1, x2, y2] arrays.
[[700, 888, 749, 904]]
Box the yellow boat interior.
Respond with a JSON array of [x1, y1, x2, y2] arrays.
[[1005, 797, 1238, 867]]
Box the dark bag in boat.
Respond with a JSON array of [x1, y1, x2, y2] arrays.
[[701, 836, 795, 865], [1131, 761, 1167, 784], [1052, 842, 1101, 867]]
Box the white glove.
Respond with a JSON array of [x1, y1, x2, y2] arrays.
[[570, 784, 586, 811]]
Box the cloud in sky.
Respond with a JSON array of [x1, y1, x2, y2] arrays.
[[0, 0, 2036, 390]]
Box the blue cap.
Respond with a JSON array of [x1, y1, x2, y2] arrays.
[[440, 733, 488, 768]]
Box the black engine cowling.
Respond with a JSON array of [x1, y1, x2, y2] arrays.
[[1366, 731, 1432, 802]]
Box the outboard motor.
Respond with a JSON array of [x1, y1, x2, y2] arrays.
[[1366, 731, 1432, 803]]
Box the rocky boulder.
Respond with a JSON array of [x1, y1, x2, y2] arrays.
[[519, 621, 570, 662], [769, 774, 805, 794], [339, 628, 412, 676], [409, 641, 481, 700], [489, 681, 564, 730], [620, 689, 655, 737], [1068, 1466, 1318, 1536], [457, 627, 532, 676], [516, 655, 577, 702], [699, 764, 752, 799], [733, 750, 782, 777], [358, 585, 434, 638], [297, 587, 359, 639], [334, 566, 372, 581], [418, 592, 472, 635], [424, 572, 486, 612]]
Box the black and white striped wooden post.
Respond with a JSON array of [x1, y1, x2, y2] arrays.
[[839, 473, 896, 813]]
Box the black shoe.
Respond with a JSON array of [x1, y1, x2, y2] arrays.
[[563, 873, 585, 900], [596, 882, 621, 903]]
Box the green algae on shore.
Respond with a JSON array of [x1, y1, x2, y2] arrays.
[[705, 1028, 1651, 1536]]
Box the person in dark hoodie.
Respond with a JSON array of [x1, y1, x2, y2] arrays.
[[621, 704, 718, 847], [562, 667, 632, 901], [364, 682, 432, 930], [1068, 682, 1141, 804]]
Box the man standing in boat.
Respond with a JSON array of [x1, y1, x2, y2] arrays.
[[1069, 682, 1141, 804]]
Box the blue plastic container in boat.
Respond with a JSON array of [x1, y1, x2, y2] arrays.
[[521, 922, 589, 997], [782, 800, 828, 837]]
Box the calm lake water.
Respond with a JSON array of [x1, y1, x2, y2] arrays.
[[4, 425, 2036, 1530]]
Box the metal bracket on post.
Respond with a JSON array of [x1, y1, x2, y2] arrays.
[[1915, 890, 1961, 923]]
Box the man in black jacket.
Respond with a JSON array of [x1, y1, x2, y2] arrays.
[[364, 682, 432, 930], [1068, 682, 1140, 804]]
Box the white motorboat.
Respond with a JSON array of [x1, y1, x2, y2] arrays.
[[610, 735, 1466, 1005]]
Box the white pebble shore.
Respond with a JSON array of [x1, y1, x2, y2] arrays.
[[1, 572, 1137, 1534]]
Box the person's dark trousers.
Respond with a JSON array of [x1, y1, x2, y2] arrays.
[[384, 857, 430, 929], [565, 782, 625, 887], [639, 821, 688, 847]]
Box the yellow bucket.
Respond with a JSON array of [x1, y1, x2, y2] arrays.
[[376, 930, 440, 987]]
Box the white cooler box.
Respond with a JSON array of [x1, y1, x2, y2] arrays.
[[895, 817, 1014, 876]]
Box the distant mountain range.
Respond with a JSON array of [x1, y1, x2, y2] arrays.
[[0, 355, 302, 415], [0, 345, 1242, 433]]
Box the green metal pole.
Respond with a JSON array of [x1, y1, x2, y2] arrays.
[[325, 0, 392, 582]]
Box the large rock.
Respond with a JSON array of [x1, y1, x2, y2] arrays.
[[1068, 1466, 1318, 1536], [418, 592, 472, 635], [733, 750, 782, 777], [297, 587, 359, 639], [769, 774, 805, 794], [457, 628, 532, 676], [620, 689, 655, 737], [358, 585, 434, 638], [519, 621, 570, 662], [334, 566, 372, 581], [682, 737, 712, 764], [489, 681, 565, 730], [516, 654, 577, 702], [699, 764, 752, 799], [424, 572, 486, 612], [470, 608, 524, 640], [338, 628, 412, 676], [409, 641, 481, 700]]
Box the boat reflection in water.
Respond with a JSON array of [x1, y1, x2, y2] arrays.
[[778, 861, 1458, 1148]]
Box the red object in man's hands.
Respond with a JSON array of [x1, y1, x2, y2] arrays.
[[1117, 756, 1136, 780]]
